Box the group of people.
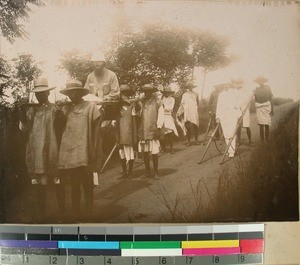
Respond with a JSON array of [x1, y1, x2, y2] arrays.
[[209, 75, 273, 157], [19, 50, 273, 219]]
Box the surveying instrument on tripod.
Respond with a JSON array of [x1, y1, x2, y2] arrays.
[[199, 88, 254, 165]]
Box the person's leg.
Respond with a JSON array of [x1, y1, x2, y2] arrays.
[[236, 126, 242, 147], [36, 184, 46, 218], [246, 127, 252, 146], [168, 133, 174, 154], [185, 122, 191, 146], [120, 159, 127, 178], [259, 124, 264, 141], [265, 125, 270, 141], [193, 124, 200, 144], [70, 170, 81, 218], [83, 170, 94, 220], [55, 181, 66, 214], [152, 154, 159, 179], [143, 152, 151, 177], [128, 160, 134, 179], [160, 139, 166, 152]]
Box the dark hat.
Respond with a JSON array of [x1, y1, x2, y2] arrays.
[[161, 86, 175, 95], [141, 84, 158, 92], [32, 77, 55, 92], [254, 76, 268, 84], [60, 79, 89, 96], [120, 84, 135, 96]]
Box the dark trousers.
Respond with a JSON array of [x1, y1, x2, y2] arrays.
[[68, 167, 94, 217]]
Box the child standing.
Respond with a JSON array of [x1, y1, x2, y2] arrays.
[[117, 84, 138, 179], [161, 86, 178, 154], [58, 79, 101, 219], [137, 84, 164, 180]]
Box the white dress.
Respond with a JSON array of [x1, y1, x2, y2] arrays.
[[216, 89, 241, 155], [178, 91, 199, 127], [162, 96, 178, 137]]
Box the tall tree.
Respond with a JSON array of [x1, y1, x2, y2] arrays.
[[191, 31, 234, 99], [0, 0, 43, 43], [58, 49, 93, 85]]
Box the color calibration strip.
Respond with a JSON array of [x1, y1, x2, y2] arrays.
[[0, 224, 264, 264]]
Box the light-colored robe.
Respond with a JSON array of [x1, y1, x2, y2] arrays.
[[177, 91, 199, 127], [162, 96, 178, 137], [216, 89, 241, 155]]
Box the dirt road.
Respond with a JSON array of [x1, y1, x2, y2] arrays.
[[5, 102, 297, 223]]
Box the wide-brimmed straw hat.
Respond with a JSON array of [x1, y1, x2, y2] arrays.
[[32, 78, 55, 92], [60, 79, 89, 96], [140, 84, 158, 92], [254, 76, 268, 84], [161, 86, 175, 95], [120, 84, 135, 95], [91, 51, 106, 63]]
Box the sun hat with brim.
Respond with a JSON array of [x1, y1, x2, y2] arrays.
[[59, 79, 89, 96], [140, 84, 158, 92], [254, 76, 268, 84], [32, 78, 55, 92], [161, 86, 175, 95], [182, 83, 197, 89], [91, 51, 106, 63]]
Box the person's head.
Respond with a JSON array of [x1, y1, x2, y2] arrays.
[[91, 51, 106, 74], [231, 78, 243, 90], [161, 86, 175, 98], [35, 90, 50, 104], [32, 77, 55, 103], [60, 79, 89, 103], [120, 84, 134, 99], [254, 76, 268, 86], [182, 82, 196, 92], [67, 89, 85, 103], [142, 84, 156, 99]]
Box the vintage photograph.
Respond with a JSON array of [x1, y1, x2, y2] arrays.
[[0, 0, 299, 224]]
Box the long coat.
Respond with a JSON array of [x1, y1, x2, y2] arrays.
[[137, 95, 164, 141], [20, 103, 59, 177], [58, 100, 100, 170]]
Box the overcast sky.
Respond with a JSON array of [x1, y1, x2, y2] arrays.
[[1, 1, 299, 99]]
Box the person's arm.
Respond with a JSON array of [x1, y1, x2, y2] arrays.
[[19, 107, 33, 132], [84, 74, 95, 95], [157, 102, 164, 129], [104, 72, 120, 100]]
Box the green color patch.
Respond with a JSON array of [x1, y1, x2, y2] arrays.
[[120, 241, 181, 249]]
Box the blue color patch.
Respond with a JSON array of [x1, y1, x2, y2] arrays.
[[58, 241, 119, 249]]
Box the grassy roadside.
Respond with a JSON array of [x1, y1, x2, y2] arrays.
[[153, 102, 299, 222]]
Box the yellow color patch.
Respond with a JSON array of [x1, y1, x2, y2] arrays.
[[182, 240, 239, 248]]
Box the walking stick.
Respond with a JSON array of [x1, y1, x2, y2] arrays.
[[219, 91, 254, 165], [100, 143, 118, 173], [198, 123, 221, 164]]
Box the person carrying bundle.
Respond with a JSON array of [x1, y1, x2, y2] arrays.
[[19, 78, 65, 218]]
